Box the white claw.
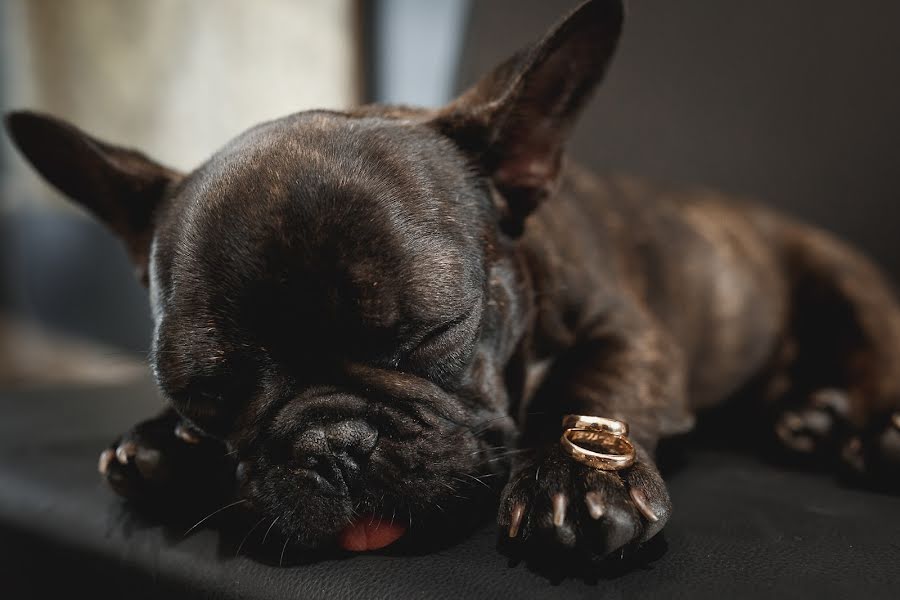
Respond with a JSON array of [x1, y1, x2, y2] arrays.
[[585, 491, 605, 519], [552, 493, 567, 527], [98, 449, 115, 475], [629, 488, 659, 523], [175, 424, 201, 444], [509, 503, 525, 538], [115, 442, 136, 465]]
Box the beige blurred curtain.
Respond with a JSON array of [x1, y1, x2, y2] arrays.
[[2, 0, 361, 210], [0, 0, 361, 387]]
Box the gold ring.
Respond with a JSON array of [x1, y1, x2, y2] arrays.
[[561, 414, 629, 437], [559, 427, 636, 471]]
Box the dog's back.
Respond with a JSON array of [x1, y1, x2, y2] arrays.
[[522, 160, 900, 446]]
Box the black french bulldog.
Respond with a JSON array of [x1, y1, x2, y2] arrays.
[[6, 0, 900, 559]]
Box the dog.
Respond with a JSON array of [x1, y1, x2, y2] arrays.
[[6, 0, 900, 559]]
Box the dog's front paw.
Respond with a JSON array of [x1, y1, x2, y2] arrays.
[[98, 410, 234, 506], [838, 411, 900, 489], [498, 443, 669, 559]]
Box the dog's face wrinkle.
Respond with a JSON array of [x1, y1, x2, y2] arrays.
[[201, 299, 509, 544], [153, 285, 488, 434], [140, 110, 525, 545], [150, 116, 486, 372], [155, 132, 492, 366], [245, 401, 504, 548]]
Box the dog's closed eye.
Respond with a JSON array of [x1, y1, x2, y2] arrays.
[[400, 302, 483, 381]]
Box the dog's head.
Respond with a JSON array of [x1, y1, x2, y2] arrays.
[[5, 0, 623, 549]]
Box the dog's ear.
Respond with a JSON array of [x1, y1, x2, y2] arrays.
[[5, 111, 182, 284], [432, 0, 623, 235]]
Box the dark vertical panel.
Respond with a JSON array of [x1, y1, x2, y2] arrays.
[[354, 0, 377, 104]]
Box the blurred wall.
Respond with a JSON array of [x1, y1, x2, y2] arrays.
[[3, 0, 360, 200], [371, 0, 469, 106], [459, 0, 900, 279], [1, 0, 360, 351]]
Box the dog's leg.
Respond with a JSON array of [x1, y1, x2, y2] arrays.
[[499, 305, 692, 558], [771, 225, 900, 487], [98, 407, 237, 510]]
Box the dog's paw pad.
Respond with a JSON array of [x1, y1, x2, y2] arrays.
[[499, 445, 670, 558], [839, 415, 900, 488], [100, 414, 214, 501], [102, 441, 163, 499], [840, 436, 866, 473], [774, 388, 852, 455], [775, 411, 821, 453], [98, 413, 236, 511], [880, 416, 900, 462]]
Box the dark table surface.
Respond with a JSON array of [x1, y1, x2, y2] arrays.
[[1, 378, 898, 599]]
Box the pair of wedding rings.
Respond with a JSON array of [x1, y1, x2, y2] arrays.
[[559, 414, 635, 471]]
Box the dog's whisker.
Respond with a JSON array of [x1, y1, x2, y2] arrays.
[[183, 499, 247, 537], [463, 473, 494, 489], [469, 445, 509, 455], [453, 474, 492, 491], [262, 516, 280, 545], [478, 448, 530, 464], [468, 414, 515, 436], [235, 516, 268, 558], [279, 537, 291, 567], [438, 481, 457, 493], [449, 476, 472, 490]]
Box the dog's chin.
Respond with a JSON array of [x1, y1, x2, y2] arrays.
[[241, 430, 507, 553]]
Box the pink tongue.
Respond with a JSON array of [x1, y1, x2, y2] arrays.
[[338, 515, 407, 552]]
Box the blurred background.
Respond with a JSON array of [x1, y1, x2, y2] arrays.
[[1, 0, 898, 388]]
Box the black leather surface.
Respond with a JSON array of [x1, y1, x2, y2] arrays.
[[2, 379, 898, 599]]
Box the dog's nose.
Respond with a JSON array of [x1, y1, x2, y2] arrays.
[[295, 419, 377, 491]]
